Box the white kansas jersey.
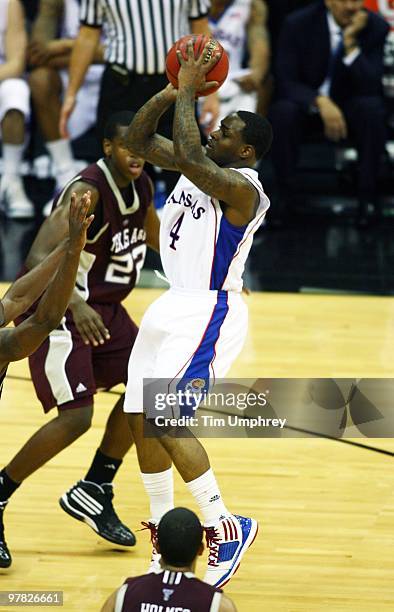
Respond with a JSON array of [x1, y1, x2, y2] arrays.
[[209, 0, 252, 75], [160, 167, 269, 292]]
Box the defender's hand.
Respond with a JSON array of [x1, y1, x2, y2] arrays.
[[68, 191, 94, 253], [69, 298, 110, 346]]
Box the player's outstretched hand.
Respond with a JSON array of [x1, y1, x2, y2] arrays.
[[68, 191, 95, 253], [176, 39, 220, 93]]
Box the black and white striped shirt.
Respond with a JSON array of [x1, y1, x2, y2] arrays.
[[80, 0, 211, 74]]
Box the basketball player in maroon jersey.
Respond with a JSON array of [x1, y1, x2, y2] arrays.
[[101, 507, 237, 612], [0, 111, 160, 568]]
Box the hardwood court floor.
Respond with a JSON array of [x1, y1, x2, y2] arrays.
[[1, 286, 394, 611]]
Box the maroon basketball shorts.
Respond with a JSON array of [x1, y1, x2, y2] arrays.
[[16, 302, 138, 413]]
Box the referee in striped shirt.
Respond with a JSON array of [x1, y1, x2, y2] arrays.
[[59, 0, 219, 146]]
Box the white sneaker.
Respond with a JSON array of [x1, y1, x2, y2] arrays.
[[204, 514, 258, 588], [0, 178, 35, 219], [141, 521, 161, 573]]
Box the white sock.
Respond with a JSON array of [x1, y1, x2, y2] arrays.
[[46, 139, 75, 188], [2, 143, 24, 178], [141, 467, 174, 524], [186, 468, 230, 527]]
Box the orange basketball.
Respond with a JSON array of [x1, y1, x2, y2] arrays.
[[165, 34, 229, 97]]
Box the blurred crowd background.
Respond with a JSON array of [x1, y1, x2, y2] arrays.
[[0, 0, 393, 293]]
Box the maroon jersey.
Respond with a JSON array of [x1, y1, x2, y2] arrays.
[[53, 158, 152, 304], [116, 570, 222, 612]]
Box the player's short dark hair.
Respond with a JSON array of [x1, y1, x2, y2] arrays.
[[158, 507, 203, 567], [237, 110, 273, 160], [103, 111, 136, 140]]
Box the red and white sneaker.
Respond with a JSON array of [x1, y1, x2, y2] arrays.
[[141, 521, 161, 573], [204, 514, 258, 588]]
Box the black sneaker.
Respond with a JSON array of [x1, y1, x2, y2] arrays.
[[59, 480, 136, 547], [0, 501, 12, 568]]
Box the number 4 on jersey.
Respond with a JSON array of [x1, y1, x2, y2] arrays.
[[169, 212, 185, 250]]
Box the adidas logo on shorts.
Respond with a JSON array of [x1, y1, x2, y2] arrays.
[[76, 383, 87, 393]]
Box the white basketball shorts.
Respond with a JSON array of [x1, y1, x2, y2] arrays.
[[0, 78, 30, 123], [123, 287, 248, 414]]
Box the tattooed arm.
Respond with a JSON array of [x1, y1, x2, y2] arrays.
[[173, 42, 258, 226], [124, 86, 179, 171]]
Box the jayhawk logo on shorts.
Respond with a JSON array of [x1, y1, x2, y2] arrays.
[[185, 378, 206, 394]]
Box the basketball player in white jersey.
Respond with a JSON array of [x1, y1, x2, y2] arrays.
[[0, 0, 35, 218], [123, 42, 272, 588], [207, 0, 270, 128]]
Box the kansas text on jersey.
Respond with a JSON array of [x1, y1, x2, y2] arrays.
[[160, 167, 269, 292]]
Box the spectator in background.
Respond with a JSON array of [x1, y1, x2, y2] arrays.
[[267, 0, 316, 60], [28, 0, 105, 216], [0, 0, 34, 218], [270, 0, 389, 226], [208, 0, 271, 125], [58, 0, 220, 198]]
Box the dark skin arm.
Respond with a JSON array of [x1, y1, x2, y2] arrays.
[[124, 86, 179, 171], [28, 0, 67, 67], [124, 74, 215, 171], [30, 0, 62, 42], [29, 0, 104, 61], [0, 240, 68, 325], [28, 0, 103, 70], [25, 181, 110, 347], [174, 42, 258, 226], [0, 193, 93, 373]]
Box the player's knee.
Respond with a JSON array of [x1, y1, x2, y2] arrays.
[[58, 405, 93, 438], [126, 413, 143, 435], [2, 108, 24, 124], [29, 67, 59, 99]]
